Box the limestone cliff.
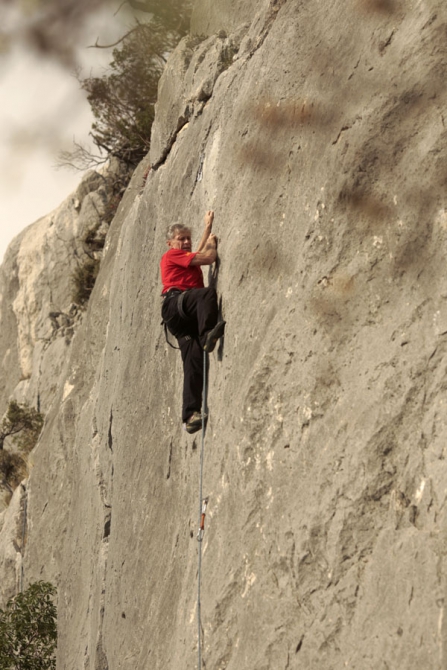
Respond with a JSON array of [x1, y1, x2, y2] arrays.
[[1, 0, 447, 668], [0, 161, 126, 596]]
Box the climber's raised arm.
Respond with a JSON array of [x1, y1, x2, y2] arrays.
[[195, 210, 214, 253], [190, 234, 217, 266]]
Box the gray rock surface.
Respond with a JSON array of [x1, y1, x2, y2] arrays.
[[0, 165, 121, 417], [0, 484, 27, 604], [0, 162, 124, 517], [1, 0, 447, 668]]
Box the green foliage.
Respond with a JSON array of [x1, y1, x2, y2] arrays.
[[0, 452, 26, 496], [71, 256, 100, 307], [82, 21, 181, 166], [77, 0, 192, 167], [59, 2, 192, 171], [127, 0, 193, 35], [0, 402, 44, 454], [70, 164, 133, 307], [0, 401, 44, 498], [0, 582, 57, 670]]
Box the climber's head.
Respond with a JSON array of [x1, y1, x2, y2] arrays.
[[166, 224, 192, 251]]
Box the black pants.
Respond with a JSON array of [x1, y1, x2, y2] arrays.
[[162, 287, 218, 422]]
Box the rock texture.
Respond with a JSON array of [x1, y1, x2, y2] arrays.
[[1, 0, 447, 668], [0, 484, 27, 604], [0, 164, 123, 418], [0, 160, 125, 583]]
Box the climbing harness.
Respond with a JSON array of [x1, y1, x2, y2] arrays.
[[177, 291, 189, 321], [197, 349, 208, 670], [161, 289, 192, 350], [162, 320, 192, 350]]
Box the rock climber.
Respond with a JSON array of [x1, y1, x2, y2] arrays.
[[161, 210, 225, 434]]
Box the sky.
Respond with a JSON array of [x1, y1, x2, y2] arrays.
[[0, 5, 131, 264]]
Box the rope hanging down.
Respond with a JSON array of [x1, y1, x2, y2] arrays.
[[197, 349, 208, 670]]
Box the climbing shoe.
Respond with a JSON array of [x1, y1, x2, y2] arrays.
[[203, 320, 226, 353], [185, 411, 207, 434]]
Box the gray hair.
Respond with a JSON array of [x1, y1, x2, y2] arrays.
[[166, 223, 191, 240]]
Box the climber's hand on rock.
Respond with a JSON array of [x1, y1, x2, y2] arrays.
[[196, 211, 215, 254]]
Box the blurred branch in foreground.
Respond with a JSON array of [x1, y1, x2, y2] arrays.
[[1, 0, 113, 65], [0, 0, 192, 65], [59, 5, 192, 170]]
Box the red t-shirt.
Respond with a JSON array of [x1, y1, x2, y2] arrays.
[[160, 249, 204, 293]]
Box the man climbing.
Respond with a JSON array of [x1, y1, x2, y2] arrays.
[[161, 210, 225, 434]]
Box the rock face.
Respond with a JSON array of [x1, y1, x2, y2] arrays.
[[1, 0, 447, 668], [0, 484, 27, 604], [0, 165, 123, 418], [0, 161, 125, 594]]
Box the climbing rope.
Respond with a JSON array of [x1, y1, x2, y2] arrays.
[[20, 484, 27, 594], [197, 349, 208, 670]]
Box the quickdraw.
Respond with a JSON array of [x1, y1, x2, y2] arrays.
[[197, 497, 209, 542]]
